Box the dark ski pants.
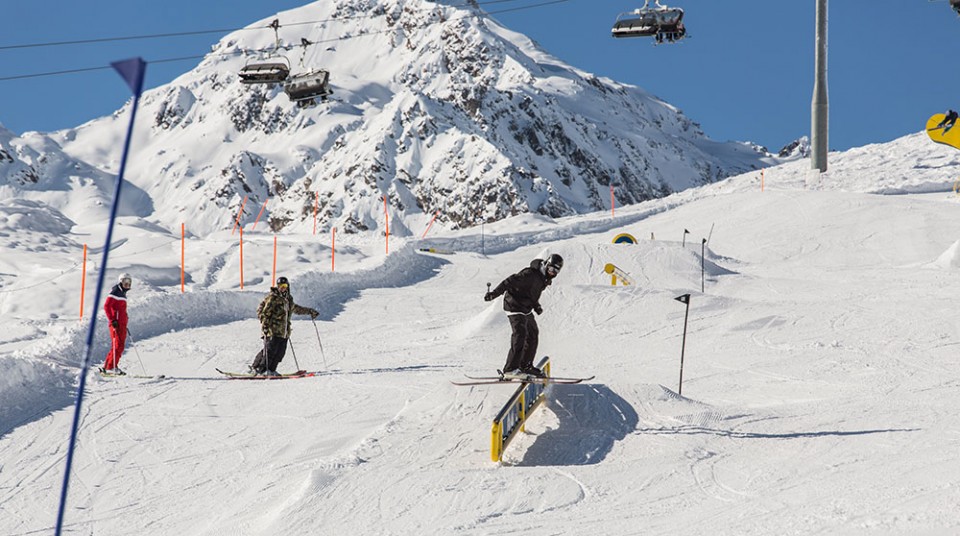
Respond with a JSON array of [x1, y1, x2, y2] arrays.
[[503, 313, 538, 372], [252, 336, 289, 373]]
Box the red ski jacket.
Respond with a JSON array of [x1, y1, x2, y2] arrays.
[[104, 283, 129, 326]]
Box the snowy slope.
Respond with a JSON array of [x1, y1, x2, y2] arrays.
[[3, 122, 960, 533], [0, 124, 149, 223], [36, 0, 773, 239]]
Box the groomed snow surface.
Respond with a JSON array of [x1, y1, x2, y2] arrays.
[[3, 153, 960, 534]]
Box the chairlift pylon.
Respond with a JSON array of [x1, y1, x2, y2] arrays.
[[238, 19, 291, 85], [611, 0, 686, 43]]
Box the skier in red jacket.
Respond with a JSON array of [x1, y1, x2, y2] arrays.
[[103, 273, 132, 374]]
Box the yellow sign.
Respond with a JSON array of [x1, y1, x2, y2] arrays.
[[604, 263, 633, 286], [927, 114, 960, 150]]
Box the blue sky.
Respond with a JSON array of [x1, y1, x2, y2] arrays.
[[2, 0, 959, 152]]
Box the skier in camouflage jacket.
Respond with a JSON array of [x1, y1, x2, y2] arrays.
[[250, 276, 319, 375]]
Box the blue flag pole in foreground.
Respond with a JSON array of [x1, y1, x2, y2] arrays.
[[55, 57, 146, 536]]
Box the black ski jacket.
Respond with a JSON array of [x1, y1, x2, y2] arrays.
[[490, 259, 550, 314]]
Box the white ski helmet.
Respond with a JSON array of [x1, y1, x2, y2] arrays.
[[118, 273, 132, 286]]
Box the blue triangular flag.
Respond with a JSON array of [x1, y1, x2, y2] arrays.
[[110, 57, 146, 96]]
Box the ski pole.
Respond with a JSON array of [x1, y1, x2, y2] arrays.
[[288, 339, 301, 371], [261, 335, 269, 375], [311, 318, 327, 369], [126, 328, 147, 375]]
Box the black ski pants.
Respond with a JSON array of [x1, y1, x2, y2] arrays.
[[252, 336, 288, 373], [502, 313, 538, 372]]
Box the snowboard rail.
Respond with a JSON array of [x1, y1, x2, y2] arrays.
[[490, 356, 552, 462]]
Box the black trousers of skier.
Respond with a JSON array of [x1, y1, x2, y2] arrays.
[[503, 313, 538, 372], [252, 336, 288, 373]]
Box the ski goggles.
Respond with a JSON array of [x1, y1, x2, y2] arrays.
[[278, 283, 289, 290], [546, 264, 560, 276]]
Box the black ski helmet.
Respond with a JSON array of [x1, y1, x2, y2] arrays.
[[545, 254, 563, 277], [276, 276, 290, 289]]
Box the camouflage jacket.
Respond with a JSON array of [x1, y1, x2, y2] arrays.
[[257, 287, 314, 338]]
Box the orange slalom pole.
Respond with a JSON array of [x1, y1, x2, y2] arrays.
[[383, 196, 389, 255], [231, 195, 249, 235], [421, 210, 439, 239], [180, 223, 185, 293], [331, 227, 336, 272], [610, 183, 615, 218], [79, 244, 87, 318], [313, 191, 319, 235], [761, 169, 765, 192], [253, 199, 268, 231], [239, 227, 244, 290], [272, 235, 277, 286]]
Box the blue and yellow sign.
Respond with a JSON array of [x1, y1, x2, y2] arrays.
[[612, 233, 637, 244]]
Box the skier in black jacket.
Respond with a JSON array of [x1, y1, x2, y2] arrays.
[[937, 109, 959, 132], [484, 253, 563, 379]]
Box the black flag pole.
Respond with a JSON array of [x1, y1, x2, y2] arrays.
[[674, 293, 691, 396], [701, 238, 707, 293], [682, 228, 690, 247]]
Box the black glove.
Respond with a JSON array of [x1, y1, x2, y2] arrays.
[[310, 309, 319, 319], [534, 305, 543, 315], [111, 320, 120, 329], [484, 292, 495, 302]]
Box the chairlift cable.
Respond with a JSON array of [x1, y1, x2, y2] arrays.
[[0, 0, 574, 83], [0, 28, 244, 52], [0, 0, 536, 52]]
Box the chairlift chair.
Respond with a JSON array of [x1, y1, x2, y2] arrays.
[[239, 56, 291, 85], [238, 18, 290, 85], [283, 69, 333, 107], [611, 0, 685, 42], [612, 10, 660, 38]]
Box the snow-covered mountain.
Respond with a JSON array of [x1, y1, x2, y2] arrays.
[[0, 124, 149, 224], [21, 0, 775, 237]]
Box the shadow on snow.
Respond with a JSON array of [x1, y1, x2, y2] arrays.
[[517, 383, 638, 467]]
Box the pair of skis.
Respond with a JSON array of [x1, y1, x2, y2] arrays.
[[97, 367, 165, 379], [451, 374, 594, 386], [215, 368, 316, 380], [96, 367, 313, 380]]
